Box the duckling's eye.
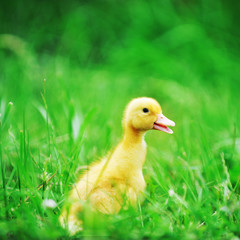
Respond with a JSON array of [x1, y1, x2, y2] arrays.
[[143, 108, 149, 113]]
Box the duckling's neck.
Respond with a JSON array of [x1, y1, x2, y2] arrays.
[[119, 126, 147, 169], [107, 126, 147, 181], [122, 126, 146, 147]]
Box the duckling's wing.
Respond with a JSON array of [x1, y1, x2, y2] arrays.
[[89, 186, 122, 214]]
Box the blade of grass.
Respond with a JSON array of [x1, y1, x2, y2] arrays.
[[0, 101, 13, 219], [0, 127, 8, 219]]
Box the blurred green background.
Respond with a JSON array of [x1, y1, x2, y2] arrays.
[[0, 0, 240, 239]]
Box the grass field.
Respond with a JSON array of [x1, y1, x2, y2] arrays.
[[0, 0, 240, 239]]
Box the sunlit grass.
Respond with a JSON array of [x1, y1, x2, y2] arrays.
[[0, 71, 239, 239]]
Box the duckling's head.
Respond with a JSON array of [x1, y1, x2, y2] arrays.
[[123, 97, 175, 134]]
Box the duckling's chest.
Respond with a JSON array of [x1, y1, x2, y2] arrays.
[[108, 141, 147, 190], [129, 169, 146, 193]]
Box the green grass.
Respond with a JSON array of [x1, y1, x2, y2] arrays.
[[0, 0, 240, 239]]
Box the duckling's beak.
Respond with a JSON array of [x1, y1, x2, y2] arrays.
[[153, 114, 175, 134]]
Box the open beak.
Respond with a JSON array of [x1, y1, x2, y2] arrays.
[[153, 114, 175, 134]]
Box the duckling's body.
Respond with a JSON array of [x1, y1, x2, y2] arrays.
[[59, 97, 175, 234]]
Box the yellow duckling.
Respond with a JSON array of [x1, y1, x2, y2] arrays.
[[59, 97, 175, 234]]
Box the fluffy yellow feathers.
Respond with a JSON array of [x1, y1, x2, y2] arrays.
[[59, 97, 175, 234]]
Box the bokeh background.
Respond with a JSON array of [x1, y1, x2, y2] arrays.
[[0, 0, 240, 239]]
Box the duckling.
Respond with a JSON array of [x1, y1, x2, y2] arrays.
[[59, 97, 175, 234]]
